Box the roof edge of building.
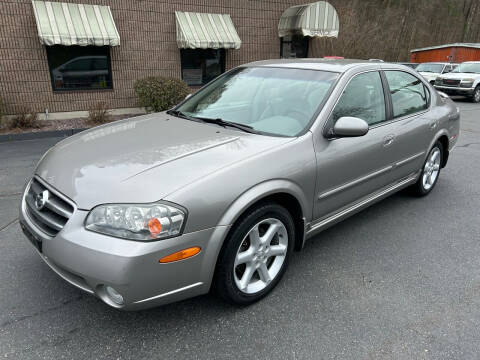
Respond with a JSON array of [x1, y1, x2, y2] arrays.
[[411, 43, 480, 53]]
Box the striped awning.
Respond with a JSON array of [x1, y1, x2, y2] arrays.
[[31, 1, 120, 46], [278, 1, 339, 38], [175, 11, 241, 49]]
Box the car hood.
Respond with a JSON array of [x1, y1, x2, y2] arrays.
[[418, 72, 440, 80], [36, 113, 292, 209], [439, 72, 480, 80]]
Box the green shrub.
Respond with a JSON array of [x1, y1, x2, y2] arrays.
[[88, 101, 110, 124], [9, 105, 39, 129], [134, 76, 190, 113]]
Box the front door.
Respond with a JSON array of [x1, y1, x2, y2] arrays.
[[312, 70, 398, 220]]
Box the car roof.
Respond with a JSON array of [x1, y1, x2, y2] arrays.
[[243, 58, 393, 73], [417, 62, 450, 65], [463, 61, 480, 64]]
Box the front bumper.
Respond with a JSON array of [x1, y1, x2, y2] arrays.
[[19, 186, 230, 310], [434, 85, 475, 96]]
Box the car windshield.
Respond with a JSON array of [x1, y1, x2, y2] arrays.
[[452, 63, 480, 74], [416, 64, 444, 73], [175, 67, 339, 137]]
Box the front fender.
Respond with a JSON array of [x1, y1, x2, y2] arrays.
[[217, 179, 311, 227]]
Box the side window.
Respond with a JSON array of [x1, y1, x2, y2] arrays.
[[385, 71, 428, 118], [332, 71, 386, 126]]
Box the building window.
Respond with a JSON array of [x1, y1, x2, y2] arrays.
[[180, 49, 226, 86], [280, 35, 309, 58], [46, 46, 113, 91]]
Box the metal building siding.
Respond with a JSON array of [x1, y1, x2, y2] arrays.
[[453, 47, 480, 62], [411, 46, 480, 63]]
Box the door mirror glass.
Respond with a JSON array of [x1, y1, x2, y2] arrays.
[[333, 116, 369, 137]]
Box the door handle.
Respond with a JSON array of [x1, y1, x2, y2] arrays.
[[383, 134, 395, 147], [429, 120, 437, 129]]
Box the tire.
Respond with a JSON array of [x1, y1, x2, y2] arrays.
[[411, 141, 443, 196], [213, 202, 295, 305], [471, 86, 480, 103]]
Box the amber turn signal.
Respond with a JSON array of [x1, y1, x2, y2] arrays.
[[159, 247, 201, 263], [148, 218, 162, 236]]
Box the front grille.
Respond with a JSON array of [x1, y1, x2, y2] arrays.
[[24, 178, 75, 237], [442, 79, 461, 87]]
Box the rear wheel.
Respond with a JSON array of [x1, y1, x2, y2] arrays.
[[214, 202, 294, 305], [411, 142, 443, 196]]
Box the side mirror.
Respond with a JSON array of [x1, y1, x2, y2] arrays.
[[333, 117, 369, 137]]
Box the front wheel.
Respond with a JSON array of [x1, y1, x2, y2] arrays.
[[214, 202, 294, 305], [411, 142, 443, 196], [471, 86, 480, 103]]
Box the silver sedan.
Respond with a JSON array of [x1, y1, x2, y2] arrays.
[[20, 60, 460, 310]]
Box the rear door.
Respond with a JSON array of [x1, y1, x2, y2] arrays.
[[381, 70, 433, 181]]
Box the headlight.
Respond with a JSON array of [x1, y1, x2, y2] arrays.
[[85, 202, 186, 241], [460, 78, 474, 88]]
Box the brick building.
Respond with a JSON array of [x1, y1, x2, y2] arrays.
[[0, 0, 339, 118]]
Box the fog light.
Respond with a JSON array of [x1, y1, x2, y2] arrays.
[[105, 286, 124, 305]]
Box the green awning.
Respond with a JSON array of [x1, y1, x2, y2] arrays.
[[278, 1, 339, 38], [175, 11, 241, 49], [31, 0, 120, 46]]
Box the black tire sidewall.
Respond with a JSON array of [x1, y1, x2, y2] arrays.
[[214, 202, 295, 305], [472, 86, 480, 103]]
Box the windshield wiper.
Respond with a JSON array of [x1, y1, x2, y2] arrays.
[[195, 117, 256, 134], [166, 109, 199, 121]]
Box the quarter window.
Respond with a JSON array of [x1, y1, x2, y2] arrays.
[[332, 71, 386, 126], [180, 49, 225, 86], [384, 71, 428, 118], [46, 46, 113, 91]]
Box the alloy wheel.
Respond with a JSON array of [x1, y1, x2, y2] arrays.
[[475, 88, 480, 103], [422, 147, 441, 191], [233, 218, 288, 294]]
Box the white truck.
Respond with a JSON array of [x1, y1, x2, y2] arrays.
[[434, 61, 480, 103]]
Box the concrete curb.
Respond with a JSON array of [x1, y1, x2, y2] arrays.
[[0, 128, 88, 143]]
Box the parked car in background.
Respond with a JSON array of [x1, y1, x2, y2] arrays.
[[416, 62, 457, 84], [396, 62, 419, 69], [20, 60, 460, 310], [434, 61, 480, 102]]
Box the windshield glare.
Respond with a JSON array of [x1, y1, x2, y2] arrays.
[[416, 64, 444, 73], [176, 67, 339, 137], [453, 63, 480, 74]]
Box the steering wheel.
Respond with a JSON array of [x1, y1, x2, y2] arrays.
[[286, 107, 311, 127]]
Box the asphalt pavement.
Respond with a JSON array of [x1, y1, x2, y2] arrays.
[[0, 99, 479, 359]]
